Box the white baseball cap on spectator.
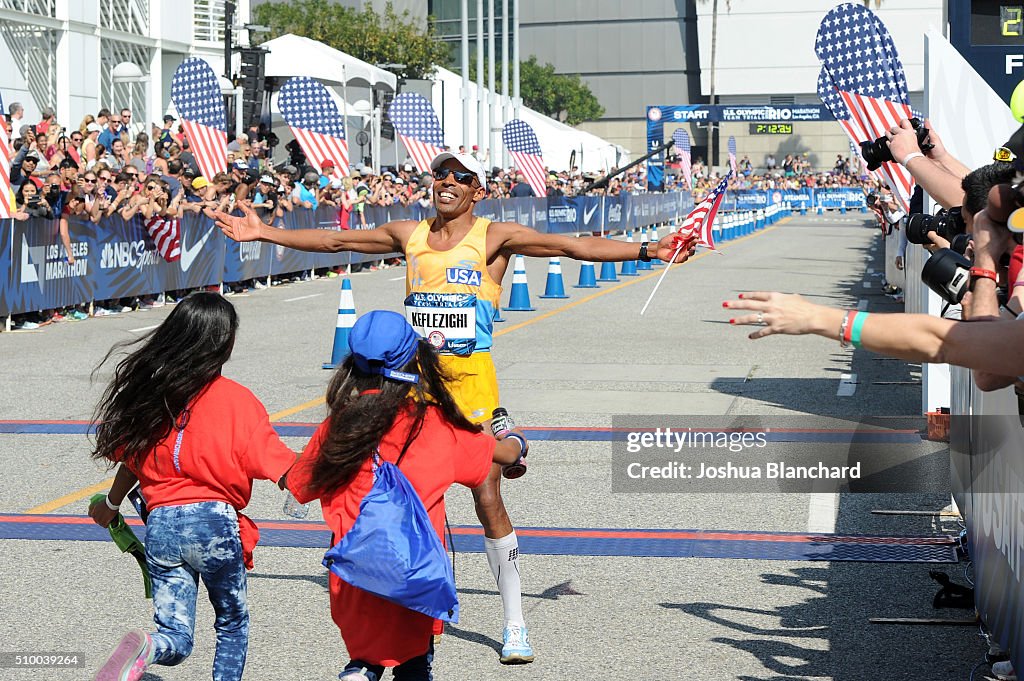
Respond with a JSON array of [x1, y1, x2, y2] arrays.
[[430, 151, 486, 187], [86, 122, 103, 134], [258, 174, 274, 185], [330, 178, 343, 189], [403, 163, 413, 172]]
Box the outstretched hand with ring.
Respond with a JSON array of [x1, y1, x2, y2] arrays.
[[723, 292, 826, 340]]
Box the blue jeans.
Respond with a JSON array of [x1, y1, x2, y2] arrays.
[[342, 643, 434, 681], [145, 501, 249, 681]]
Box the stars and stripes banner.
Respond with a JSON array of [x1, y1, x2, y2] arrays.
[[672, 129, 692, 190], [144, 215, 181, 262], [680, 172, 731, 251], [170, 58, 227, 182], [503, 119, 547, 198], [388, 92, 445, 174], [278, 76, 348, 178], [814, 2, 915, 211], [0, 120, 11, 219], [727, 136, 738, 176]]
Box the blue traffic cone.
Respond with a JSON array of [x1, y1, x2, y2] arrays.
[[620, 232, 639, 276], [323, 278, 357, 369], [597, 236, 619, 282], [539, 257, 569, 298], [800, 202, 807, 215], [493, 305, 506, 323], [647, 225, 662, 267], [503, 254, 536, 311], [840, 201, 847, 214], [575, 260, 599, 288]]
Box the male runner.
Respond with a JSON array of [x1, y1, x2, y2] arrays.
[[216, 151, 696, 664]]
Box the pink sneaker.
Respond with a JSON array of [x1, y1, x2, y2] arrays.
[[93, 629, 153, 681]]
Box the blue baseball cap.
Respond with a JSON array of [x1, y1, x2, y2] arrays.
[[348, 310, 420, 383]]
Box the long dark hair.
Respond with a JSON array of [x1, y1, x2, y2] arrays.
[[91, 292, 238, 469], [307, 339, 478, 496]]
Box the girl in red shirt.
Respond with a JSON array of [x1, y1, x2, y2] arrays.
[[287, 310, 529, 681], [88, 292, 297, 681]]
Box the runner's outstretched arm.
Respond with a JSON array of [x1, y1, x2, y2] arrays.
[[495, 222, 696, 263], [214, 202, 406, 254]]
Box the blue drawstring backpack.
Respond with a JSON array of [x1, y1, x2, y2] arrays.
[[323, 451, 459, 622]]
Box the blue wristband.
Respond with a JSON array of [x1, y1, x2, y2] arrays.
[[505, 433, 527, 456]]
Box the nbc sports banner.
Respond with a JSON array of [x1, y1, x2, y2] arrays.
[[170, 58, 227, 182], [278, 76, 349, 178]]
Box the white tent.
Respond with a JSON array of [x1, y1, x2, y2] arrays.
[[262, 34, 398, 90], [428, 67, 623, 173]]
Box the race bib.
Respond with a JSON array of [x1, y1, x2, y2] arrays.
[[405, 292, 477, 355]]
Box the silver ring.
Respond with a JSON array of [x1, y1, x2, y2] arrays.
[[756, 312, 765, 325]]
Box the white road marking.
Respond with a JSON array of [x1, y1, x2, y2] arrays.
[[284, 294, 323, 303], [128, 324, 159, 333], [857, 299, 868, 311], [807, 493, 838, 533], [388, 275, 405, 281], [837, 373, 858, 397]]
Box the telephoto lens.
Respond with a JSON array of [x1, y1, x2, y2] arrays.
[[921, 248, 972, 305], [904, 207, 966, 245], [860, 118, 934, 171]]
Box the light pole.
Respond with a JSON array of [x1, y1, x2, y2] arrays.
[[112, 61, 148, 133]]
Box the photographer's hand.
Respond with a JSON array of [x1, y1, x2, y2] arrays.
[[887, 119, 926, 165]]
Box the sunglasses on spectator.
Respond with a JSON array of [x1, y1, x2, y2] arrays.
[[146, 184, 158, 191], [99, 175, 110, 182], [432, 167, 477, 185], [83, 178, 96, 184], [71, 136, 82, 142]]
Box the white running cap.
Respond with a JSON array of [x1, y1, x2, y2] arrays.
[[430, 152, 487, 188]]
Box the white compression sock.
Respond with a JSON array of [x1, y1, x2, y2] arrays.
[[483, 531, 525, 627]]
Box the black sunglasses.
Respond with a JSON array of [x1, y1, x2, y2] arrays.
[[433, 167, 477, 186]]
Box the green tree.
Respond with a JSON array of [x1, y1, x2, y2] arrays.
[[468, 57, 605, 125], [253, 0, 450, 80]]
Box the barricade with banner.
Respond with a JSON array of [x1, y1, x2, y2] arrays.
[[723, 188, 862, 212], [949, 376, 1024, 676], [0, 191, 705, 317]]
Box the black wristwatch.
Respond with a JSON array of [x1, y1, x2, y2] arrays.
[[638, 241, 653, 262]]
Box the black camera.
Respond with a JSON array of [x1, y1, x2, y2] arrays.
[[905, 207, 967, 245], [866, 193, 879, 207], [921, 248, 972, 305], [860, 118, 934, 171]]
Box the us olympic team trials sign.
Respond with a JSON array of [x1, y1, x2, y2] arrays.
[[645, 104, 834, 189]]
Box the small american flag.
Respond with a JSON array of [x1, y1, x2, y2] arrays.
[[388, 92, 445, 174], [170, 58, 227, 181], [145, 215, 181, 262], [0, 120, 11, 218], [503, 119, 547, 198], [672, 129, 691, 190], [727, 136, 737, 176], [815, 2, 915, 210], [278, 76, 348, 178], [680, 172, 731, 252]]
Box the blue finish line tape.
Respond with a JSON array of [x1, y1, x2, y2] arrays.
[[0, 515, 957, 563], [0, 421, 924, 443]]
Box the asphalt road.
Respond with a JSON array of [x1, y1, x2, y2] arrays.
[[0, 213, 983, 680]]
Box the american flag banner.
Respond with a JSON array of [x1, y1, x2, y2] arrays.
[[680, 172, 731, 252], [388, 92, 445, 174], [672, 129, 692, 189], [278, 77, 348, 178], [727, 136, 738, 176], [503, 119, 547, 198], [170, 58, 227, 182], [815, 3, 915, 210], [0, 120, 11, 219], [145, 215, 181, 262]]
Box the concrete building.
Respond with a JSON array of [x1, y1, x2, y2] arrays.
[[429, 0, 942, 167], [0, 0, 253, 134]]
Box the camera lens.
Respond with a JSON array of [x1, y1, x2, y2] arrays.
[[860, 136, 894, 171], [905, 213, 934, 244], [921, 248, 972, 305]]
